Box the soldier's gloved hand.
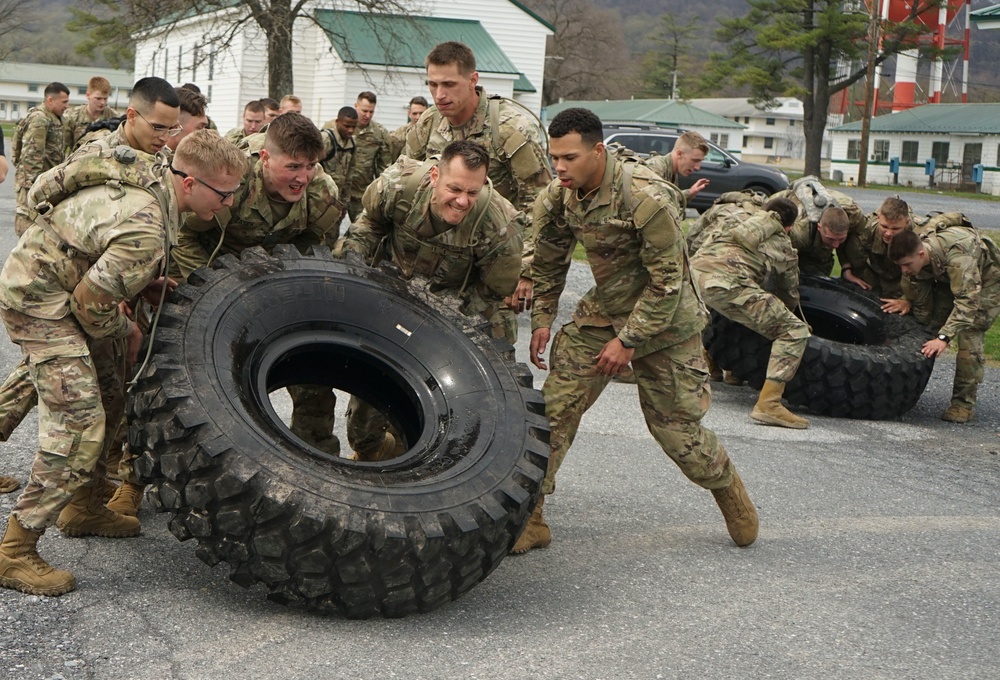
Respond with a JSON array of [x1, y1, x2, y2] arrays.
[[340, 249, 367, 267]]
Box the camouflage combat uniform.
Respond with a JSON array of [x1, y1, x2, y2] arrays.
[[224, 127, 247, 145], [690, 209, 810, 384], [62, 104, 120, 153], [345, 120, 394, 221], [531, 155, 735, 497], [12, 103, 66, 235], [339, 156, 525, 456], [318, 124, 355, 208], [837, 213, 906, 297], [686, 191, 765, 255], [0, 143, 176, 531], [404, 88, 552, 282], [388, 121, 412, 161], [642, 152, 698, 208], [901, 226, 1000, 410], [773, 185, 865, 276], [171, 147, 342, 453]]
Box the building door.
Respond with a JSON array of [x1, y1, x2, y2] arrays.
[[962, 143, 982, 184]]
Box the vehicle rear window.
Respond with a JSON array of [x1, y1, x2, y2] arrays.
[[609, 134, 676, 156]]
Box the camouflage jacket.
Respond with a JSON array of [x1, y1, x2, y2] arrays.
[[224, 127, 247, 145], [172, 154, 341, 281], [340, 156, 523, 321], [404, 89, 552, 278], [346, 120, 394, 203], [319, 124, 355, 200], [12, 104, 65, 192], [0, 143, 177, 339], [388, 121, 412, 161], [643, 152, 693, 206], [774, 185, 865, 270], [690, 210, 801, 309], [531, 156, 706, 356], [902, 226, 1000, 338], [687, 191, 765, 255], [839, 213, 906, 297], [62, 104, 120, 152]]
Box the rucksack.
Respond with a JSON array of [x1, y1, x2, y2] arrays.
[[10, 107, 48, 167]]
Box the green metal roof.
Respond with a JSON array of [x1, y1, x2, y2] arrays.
[[0, 61, 133, 90], [542, 99, 747, 130], [830, 104, 1000, 134], [315, 10, 531, 91], [971, 3, 1000, 22]]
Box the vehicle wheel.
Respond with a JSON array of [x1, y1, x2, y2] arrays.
[[127, 245, 550, 618], [704, 275, 935, 419], [743, 183, 774, 196]]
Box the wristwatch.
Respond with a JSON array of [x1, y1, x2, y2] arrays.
[[937, 334, 950, 344]]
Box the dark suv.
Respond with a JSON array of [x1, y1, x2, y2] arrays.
[[603, 124, 789, 212]]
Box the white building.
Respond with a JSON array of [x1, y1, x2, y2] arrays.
[[0, 61, 133, 122], [828, 103, 1000, 196], [133, 1, 553, 132]]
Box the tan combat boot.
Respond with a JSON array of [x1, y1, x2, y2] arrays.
[[56, 483, 141, 538], [711, 472, 759, 547], [510, 496, 551, 554], [723, 371, 743, 386], [704, 349, 723, 382], [95, 476, 119, 505], [750, 379, 808, 429], [0, 474, 20, 494], [0, 516, 76, 596], [106, 482, 146, 517], [941, 405, 974, 423], [354, 433, 403, 462]]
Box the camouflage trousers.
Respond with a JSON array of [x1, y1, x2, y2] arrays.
[[345, 395, 402, 458], [696, 278, 810, 384], [347, 198, 365, 224], [0, 338, 132, 482], [0, 308, 127, 531], [14, 187, 33, 236], [540, 323, 733, 496], [288, 385, 340, 454], [945, 300, 1000, 409]]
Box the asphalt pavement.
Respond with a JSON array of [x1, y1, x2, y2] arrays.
[[0, 177, 998, 680]]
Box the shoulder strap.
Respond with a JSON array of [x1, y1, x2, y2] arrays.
[[488, 96, 504, 162]]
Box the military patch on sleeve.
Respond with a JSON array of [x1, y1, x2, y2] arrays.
[[633, 195, 677, 250]]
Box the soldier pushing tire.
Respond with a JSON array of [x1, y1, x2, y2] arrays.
[[126, 245, 549, 618], [705, 275, 936, 420]]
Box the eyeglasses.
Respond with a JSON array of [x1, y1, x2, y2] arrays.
[[169, 165, 238, 201], [135, 110, 184, 137]]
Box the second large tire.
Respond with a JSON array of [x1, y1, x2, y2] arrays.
[[127, 245, 550, 618], [704, 275, 935, 419]]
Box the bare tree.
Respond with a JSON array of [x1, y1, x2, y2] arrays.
[[69, 0, 416, 99], [0, 0, 40, 61], [523, 0, 635, 106]]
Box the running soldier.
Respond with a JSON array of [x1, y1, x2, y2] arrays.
[[516, 107, 758, 554], [644, 131, 711, 206]]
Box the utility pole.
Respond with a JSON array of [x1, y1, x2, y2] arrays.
[[858, 0, 881, 187]]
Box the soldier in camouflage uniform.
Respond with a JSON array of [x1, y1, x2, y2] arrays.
[[643, 130, 711, 206], [516, 108, 758, 555], [404, 42, 552, 313], [687, 190, 766, 256], [0, 124, 247, 597], [62, 76, 120, 153], [338, 140, 524, 461], [165, 86, 210, 153], [388, 96, 429, 160], [0, 78, 192, 510], [345, 91, 395, 222], [12, 82, 70, 235], [224, 100, 266, 145], [772, 176, 866, 276], [172, 113, 343, 455], [889, 227, 1000, 424], [691, 196, 811, 429], [320, 106, 358, 211], [787, 205, 851, 276]]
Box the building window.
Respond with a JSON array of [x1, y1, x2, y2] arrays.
[[78, 86, 87, 95], [0, 102, 6, 111], [765, 117, 775, 126], [873, 139, 890, 162], [710, 133, 719, 144], [718, 133, 729, 148], [764, 137, 774, 149], [744, 116, 750, 124], [28, 83, 38, 92], [789, 119, 795, 127], [209, 52, 215, 80], [742, 136, 749, 148], [164, 48, 169, 79], [901, 140, 919, 163], [192, 45, 199, 81], [207, 85, 212, 102], [177, 46, 183, 81], [931, 141, 950, 166], [847, 139, 861, 160]]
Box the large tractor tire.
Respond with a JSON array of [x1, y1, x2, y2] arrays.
[[704, 275, 935, 420], [127, 246, 550, 618]]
